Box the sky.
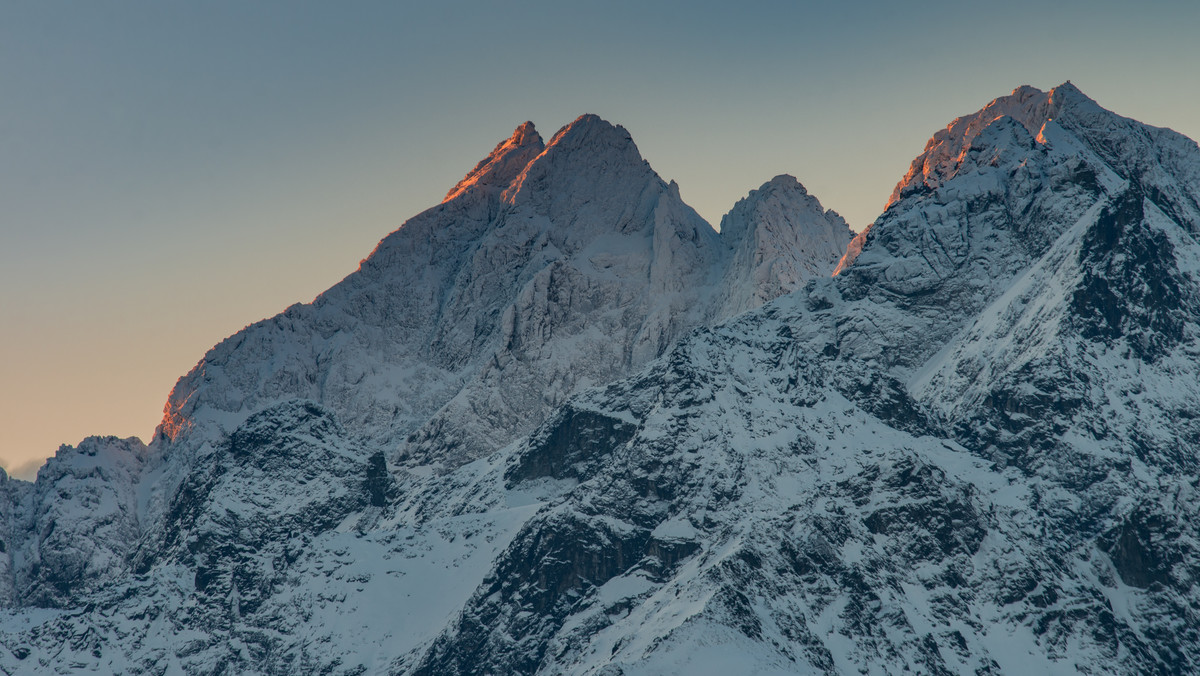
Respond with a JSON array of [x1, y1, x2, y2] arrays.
[[2, 0, 1199, 479]]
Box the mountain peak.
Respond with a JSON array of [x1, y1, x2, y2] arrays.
[[1047, 80, 1084, 101], [543, 113, 637, 154], [720, 174, 832, 242], [511, 120, 539, 145], [763, 173, 807, 193], [885, 83, 1105, 208], [500, 113, 659, 209], [443, 121, 545, 203], [1045, 80, 1103, 119], [996, 81, 1096, 120], [714, 174, 853, 316], [1008, 83, 1045, 101]]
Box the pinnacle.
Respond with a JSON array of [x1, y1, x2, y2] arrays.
[[544, 114, 635, 152], [1047, 80, 1096, 109], [764, 174, 806, 193], [1009, 84, 1045, 100], [443, 120, 546, 203], [511, 121, 540, 147]]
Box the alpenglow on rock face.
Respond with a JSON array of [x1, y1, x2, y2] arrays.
[[4, 84, 1200, 675]]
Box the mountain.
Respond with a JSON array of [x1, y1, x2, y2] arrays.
[[115, 113, 849, 631], [0, 114, 852, 673], [405, 83, 1200, 674], [158, 115, 848, 474], [2, 82, 1198, 674]]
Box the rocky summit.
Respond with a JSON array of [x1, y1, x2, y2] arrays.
[[2, 84, 1199, 675]]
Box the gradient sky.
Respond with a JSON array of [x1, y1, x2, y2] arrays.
[[3, 0, 1198, 479]]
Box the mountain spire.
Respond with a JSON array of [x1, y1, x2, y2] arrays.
[[443, 121, 545, 203]]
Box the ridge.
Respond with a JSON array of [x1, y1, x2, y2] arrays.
[[501, 113, 655, 208], [835, 80, 1192, 276], [887, 82, 1105, 209], [443, 121, 545, 203]]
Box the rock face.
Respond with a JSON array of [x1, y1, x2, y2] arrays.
[[4, 84, 1200, 675], [714, 174, 853, 319], [0, 437, 145, 608]]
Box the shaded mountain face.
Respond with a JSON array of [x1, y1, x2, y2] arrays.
[[4, 84, 1200, 676], [1, 437, 146, 608], [714, 174, 853, 319]]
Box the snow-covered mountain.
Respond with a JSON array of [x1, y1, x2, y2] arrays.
[[0, 113, 850, 672], [3, 83, 1199, 675], [158, 114, 848, 474], [412, 83, 1200, 675], [0, 436, 146, 609]]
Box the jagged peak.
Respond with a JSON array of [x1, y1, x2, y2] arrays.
[[525, 113, 647, 175], [1009, 84, 1044, 100], [720, 173, 850, 252], [841, 86, 1071, 275], [510, 120, 539, 145], [838, 81, 1194, 278], [1047, 80, 1094, 107], [443, 121, 545, 203], [721, 175, 817, 239], [992, 82, 1098, 125], [887, 82, 1110, 207], [543, 113, 634, 151], [501, 113, 661, 207], [761, 173, 808, 194], [735, 175, 811, 210], [709, 173, 852, 318]]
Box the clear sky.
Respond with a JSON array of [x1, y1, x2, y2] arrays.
[[2, 0, 1198, 478]]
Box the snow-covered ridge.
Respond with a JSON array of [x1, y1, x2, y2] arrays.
[[443, 120, 544, 203]]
